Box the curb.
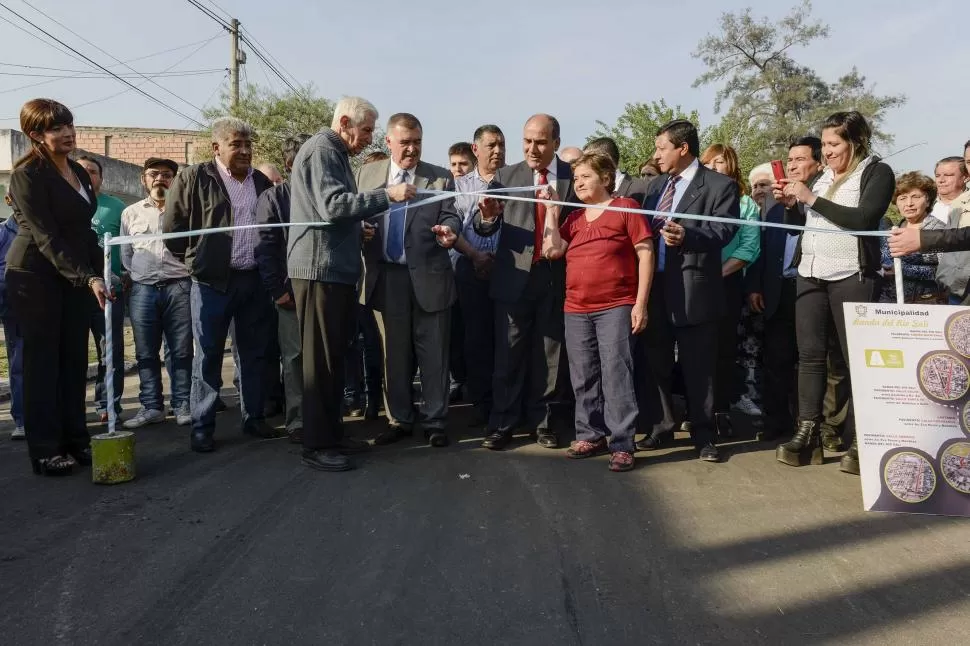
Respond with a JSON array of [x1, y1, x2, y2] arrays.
[[0, 360, 137, 404]]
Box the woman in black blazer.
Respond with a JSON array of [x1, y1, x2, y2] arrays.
[[6, 99, 110, 475]]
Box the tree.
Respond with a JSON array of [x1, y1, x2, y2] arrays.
[[588, 100, 702, 174], [693, 0, 906, 161], [201, 83, 334, 171]]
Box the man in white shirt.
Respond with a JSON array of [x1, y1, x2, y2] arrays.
[[120, 158, 193, 428], [931, 156, 969, 222]]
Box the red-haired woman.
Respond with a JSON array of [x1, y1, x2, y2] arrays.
[[6, 99, 110, 475], [542, 153, 654, 472]]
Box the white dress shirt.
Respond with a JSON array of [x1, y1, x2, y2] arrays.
[[534, 158, 558, 187], [381, 160, 415, 264], [121, 198, 191, 284]]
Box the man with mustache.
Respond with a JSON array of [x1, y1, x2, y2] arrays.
[[163, 117, 281, 452], [120, 158, 193, 429], [452, 124, 507, 426]]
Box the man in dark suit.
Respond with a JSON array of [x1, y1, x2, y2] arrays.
[[475, 114, 577, 450], [584, 137, 650, 204], [357, 113, 461, 448], [635, 119, 739, 462]]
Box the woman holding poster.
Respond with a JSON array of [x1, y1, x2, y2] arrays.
[[771, 111, 895, 470]]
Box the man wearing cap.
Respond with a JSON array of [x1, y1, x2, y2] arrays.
[[120, 158, 194, 428]]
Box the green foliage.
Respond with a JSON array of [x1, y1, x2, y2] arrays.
[[692, 1, 906, 162], [588, 100, 701, 174], [201, 83, 335, 171]]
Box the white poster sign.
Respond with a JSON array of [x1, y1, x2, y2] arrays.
[[844, 303, 970, 516]]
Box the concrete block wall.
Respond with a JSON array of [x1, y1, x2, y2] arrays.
[[74, 126, 208, 167]]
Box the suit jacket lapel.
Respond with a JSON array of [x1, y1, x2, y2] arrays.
[[674, 167, 706, 219], [405, 162, 433, 235], [555, 157, 571, 200]]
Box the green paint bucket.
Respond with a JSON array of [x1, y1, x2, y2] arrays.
[[91, 431, 136, 484]]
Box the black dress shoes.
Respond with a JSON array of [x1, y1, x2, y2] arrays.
[[482, 431, 512, 450], [699, 442, 720, 462], [243, 420, 284, 439], [426, 431, 449, 448], [373, 425, 413, 446], [635, 432, 671, 452], [302, 449, 353, 472], [191, 430, 215, 453], [536, 429, 558, 449], [337, 436, 372, 454]]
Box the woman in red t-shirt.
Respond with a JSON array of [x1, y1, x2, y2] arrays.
[[541, 153, 654, 472]]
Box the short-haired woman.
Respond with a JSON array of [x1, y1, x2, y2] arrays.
[[700, 145, 761, 437], [6, 99, 110, 475], [878, 172, 946, 303], [773, 111, 894, 472], [542, 153, 654, 472]]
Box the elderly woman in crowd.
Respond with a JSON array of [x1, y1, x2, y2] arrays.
[[6, 99, 110, 475], [773, 111, 894, 473], [541, 153, 654, 472], [878, 172, 947, 304], [699, 145, 761, 437]]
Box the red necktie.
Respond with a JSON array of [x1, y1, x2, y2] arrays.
[[533, 168, 549, 263]]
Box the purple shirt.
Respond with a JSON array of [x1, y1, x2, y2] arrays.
[[215, 158, 259, 270]]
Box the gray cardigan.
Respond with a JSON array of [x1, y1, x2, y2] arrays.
[[287, 128, 390, 285]]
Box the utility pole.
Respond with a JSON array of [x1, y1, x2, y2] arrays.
[[229, 18, 245, 113]]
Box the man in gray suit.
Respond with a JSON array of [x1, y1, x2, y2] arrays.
[[475, 114, 577, 451], [357, 113, 461, 448]]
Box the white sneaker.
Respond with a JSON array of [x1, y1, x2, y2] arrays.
[[11, 426, 25, 440], [732, 394, 763, 416], [174, 406, 192, 426], [123, 408, 166, 429]]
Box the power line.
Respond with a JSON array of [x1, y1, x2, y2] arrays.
[[183, 0, 304, 97], [200, 0, 232, 22], [0, 12, 91, 68], [185, 0, 231, 29], [0, 1, 205, 126], [0, 33, 222, 97], [239, 26, 301, 89], [1, 62, 225, 74], [14, 1, 208, 116], [0, 69, 226, 79]]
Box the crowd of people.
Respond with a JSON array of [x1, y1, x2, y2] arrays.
[[3, 95, 970, 478]]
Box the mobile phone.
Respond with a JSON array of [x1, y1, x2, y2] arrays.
[[770, 160, 786, 182]]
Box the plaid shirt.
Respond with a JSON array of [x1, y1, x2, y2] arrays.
[[215, 158, 259, 270], [451, 168, 500, 265]]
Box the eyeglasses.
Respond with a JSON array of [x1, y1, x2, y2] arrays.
[[145, 170, 174, 180]]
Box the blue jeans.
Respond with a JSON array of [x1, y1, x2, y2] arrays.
[[565, 305, 638, 453], [3, 317, 24, 428], [190, 272, 271, 434], [90, 291, 126, 414], [129, 279, 193, 411]]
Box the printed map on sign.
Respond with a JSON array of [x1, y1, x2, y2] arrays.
[[844, 304, 970, 516]]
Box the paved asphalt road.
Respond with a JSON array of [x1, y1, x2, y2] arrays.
[[2, 366, 970, 645]]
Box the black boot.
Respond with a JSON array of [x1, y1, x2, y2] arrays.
[[775, 420, 823, 467], [840, 438, 860, 475]]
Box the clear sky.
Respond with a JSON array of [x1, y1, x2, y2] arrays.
[[0, 0, 965, 174]]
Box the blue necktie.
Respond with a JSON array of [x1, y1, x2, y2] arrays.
[[386, 170, 408, 262]]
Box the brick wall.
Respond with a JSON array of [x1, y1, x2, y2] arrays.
[[74, 127, 208, 167]]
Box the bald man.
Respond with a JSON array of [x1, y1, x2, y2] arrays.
[[257, 163, 284, 186], [474, 114, 577, 451], [559, 146, 583, 164]]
